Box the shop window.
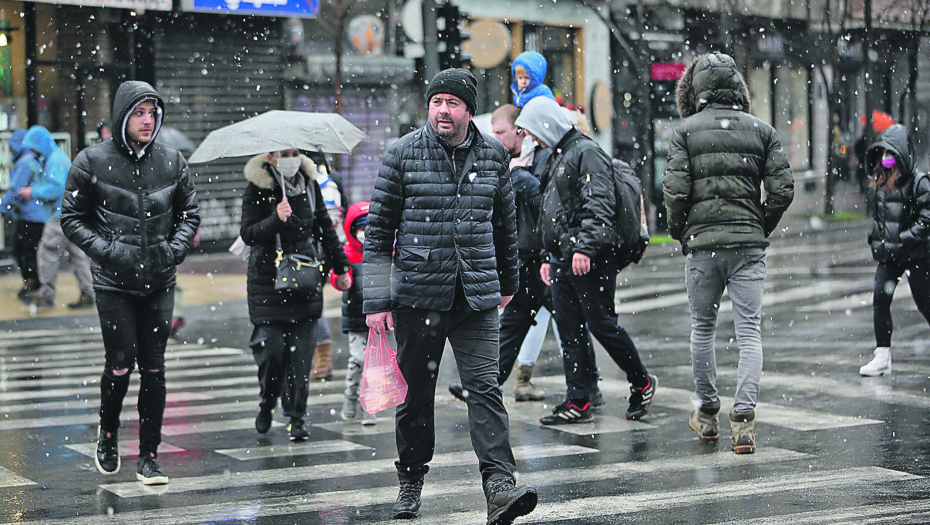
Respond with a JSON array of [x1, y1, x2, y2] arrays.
[[748, 62, 810, 171], [774, 65, 810, 170], [471, 22, 580, 113]]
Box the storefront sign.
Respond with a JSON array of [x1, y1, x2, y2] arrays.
[[28, 0, 171, 10], [182, 0, 318, 18]]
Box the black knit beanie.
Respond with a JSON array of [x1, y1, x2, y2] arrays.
[[426, 68, 478, 115]]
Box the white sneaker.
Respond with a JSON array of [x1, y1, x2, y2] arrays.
[[860, 347, 891, 376]]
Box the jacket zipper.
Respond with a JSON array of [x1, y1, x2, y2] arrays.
[[136, 163, 147, 286]]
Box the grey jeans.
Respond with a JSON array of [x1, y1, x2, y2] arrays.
[[36, 217, 94, 300], [685, 248, 766, 413]]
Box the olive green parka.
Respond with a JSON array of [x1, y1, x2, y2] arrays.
[[662, 53, 795, 253]]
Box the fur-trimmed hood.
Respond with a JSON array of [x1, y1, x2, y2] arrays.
[[676, 52, 751, 119], [243, 153, 317, 189]]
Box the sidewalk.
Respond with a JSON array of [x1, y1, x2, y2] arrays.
[[0, 252, 254, 322]]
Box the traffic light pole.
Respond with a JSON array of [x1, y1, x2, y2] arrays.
[[422, 0, 440, 81]]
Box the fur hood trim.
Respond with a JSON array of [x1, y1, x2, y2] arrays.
[[676, 52, 751, 119], [243, 153, 317, 189]]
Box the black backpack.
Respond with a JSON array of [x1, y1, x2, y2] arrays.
[[611, 158, 650, 270]]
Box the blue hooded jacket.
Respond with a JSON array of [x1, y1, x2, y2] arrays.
[[0, 129, 46, 223], [510, 51, 557, 108], [21, 126, 70, 222]]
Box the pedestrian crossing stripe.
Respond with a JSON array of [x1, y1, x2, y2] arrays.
[[100, 444, 596, 498], [29, 461, 911, 524], [528, 377, 884, 431], [0, 346, 239, 374], [0, 396, 345, 431], [215, 439, 374, 460], [368, 466, 920, 525], [0, 466, 36, 488], [709, 499, 930, 524]]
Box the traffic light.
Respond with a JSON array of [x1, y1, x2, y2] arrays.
[[437, 1, 471, 70]]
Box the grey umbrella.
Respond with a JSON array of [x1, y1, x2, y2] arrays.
[[188, 111, 367, 164], [156, 126, 198, 155]]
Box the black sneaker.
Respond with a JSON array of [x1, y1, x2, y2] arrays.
[[136, 454, 169, 485], [484, 476, 538, 525], [94, 426, 120, 475], [392, 479, 423, 519], [448, 383, 468, 402], [589, 381, 607, 407], [540, 400, 594, 425], [288, 417, 309, 442], [255, 400, 275, 434], [626, 373, 657, 420]]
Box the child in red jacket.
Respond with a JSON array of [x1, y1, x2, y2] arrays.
[[332, 201, 376, 424]]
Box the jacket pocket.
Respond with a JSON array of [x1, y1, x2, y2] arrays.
[[399, 246, 431, 261]]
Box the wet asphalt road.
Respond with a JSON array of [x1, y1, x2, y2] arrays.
[[2, 217, 930, 524]]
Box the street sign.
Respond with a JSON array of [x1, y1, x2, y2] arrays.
[[182, 0, 318, 18]]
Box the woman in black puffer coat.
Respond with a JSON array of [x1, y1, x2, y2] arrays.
[[860, 124, 930, 376], [240, 149, 350, 440]]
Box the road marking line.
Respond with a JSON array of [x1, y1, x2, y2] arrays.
[[531, 377, 884, 431], [101, 444, 595, 498], [215, 439, 373, 460], [0, 466, 36, 488]]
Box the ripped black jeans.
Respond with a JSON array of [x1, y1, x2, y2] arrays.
[[96, 287, 174, 458]]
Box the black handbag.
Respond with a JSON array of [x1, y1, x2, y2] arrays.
[[274, 233, 324, 296]]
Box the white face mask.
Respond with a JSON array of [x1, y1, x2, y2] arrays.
[[276, 156, 301, 179]]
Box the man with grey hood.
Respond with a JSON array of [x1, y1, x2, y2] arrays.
[[516, 96, 656, 426], [61, 80, 200, 485], [663, 52, 794, 454]]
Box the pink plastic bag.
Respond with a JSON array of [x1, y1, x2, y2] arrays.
[[360, 328, 408, 414]]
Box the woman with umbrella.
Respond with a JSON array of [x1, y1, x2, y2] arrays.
[[240, 147, 350, 440], [860, 124, 930, 376]]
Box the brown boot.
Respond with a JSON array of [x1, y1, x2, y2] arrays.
[[730, 410, 756, 454], [310, 341, 333, 381], [513, 364, 546, 401], [67, 292, 96, 310]]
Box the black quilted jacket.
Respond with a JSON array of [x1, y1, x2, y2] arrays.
[[866, 125, 930, 263], [363, 122, 519, 313], [61, 81, 200, 296]]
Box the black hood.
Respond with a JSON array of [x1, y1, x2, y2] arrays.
[[676, 52, 751, 119], [111, 80, 165, 160], [866, 124, 916, 181]]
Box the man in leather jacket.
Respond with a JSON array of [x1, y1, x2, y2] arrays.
[[61, 80, 200, 485]]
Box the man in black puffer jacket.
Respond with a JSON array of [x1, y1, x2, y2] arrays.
[[663, 53, 794, 455], [516, 96, 656, 426], [364, 68, 536, 525], [61, 81, 200, 485]]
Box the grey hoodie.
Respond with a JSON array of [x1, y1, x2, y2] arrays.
[[514, 96, 573, 149]]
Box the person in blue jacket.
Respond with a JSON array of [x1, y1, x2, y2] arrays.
[[0, 129, 45, 301], [510, 51, 557, 108], [21, 125, 96, 310]]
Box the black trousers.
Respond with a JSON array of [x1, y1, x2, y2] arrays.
[[873, 258, 930, 347], [250, 318, 319, 419], [498, 257, 599, 387], [97, 287, 174, 457], [12, 220, 43, 284], [551, 256, 648, 402], [393, 284, 516, 484]]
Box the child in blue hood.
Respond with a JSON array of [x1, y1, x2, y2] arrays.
[[510, 51, 557, 108]]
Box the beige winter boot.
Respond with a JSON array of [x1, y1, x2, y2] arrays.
[[513, 364, 546, 401], [310, 342, 333, 381], [730, 410, 756, 454], [688, 399, 720, 442], [859, 347, 891, 376]]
